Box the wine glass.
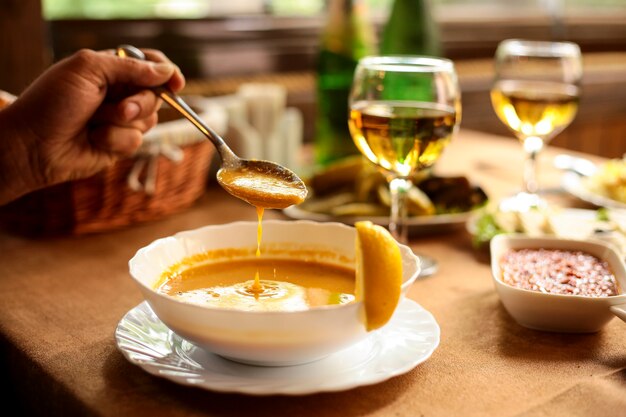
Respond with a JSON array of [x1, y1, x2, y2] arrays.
[[348, 56, 461, 244], [491, 39, 582, 210]]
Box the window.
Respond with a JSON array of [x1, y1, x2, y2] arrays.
[[44, 0, 626, 20], [43, 0, 326, 19]]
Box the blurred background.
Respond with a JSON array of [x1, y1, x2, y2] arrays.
[[2, 0, 626, 157]]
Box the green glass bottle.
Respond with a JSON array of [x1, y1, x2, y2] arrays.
[[379, 0, 442, 103], [380, 0, 441, 57], [315, 0, 376, 166]]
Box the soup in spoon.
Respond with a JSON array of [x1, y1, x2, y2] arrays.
[[217, 163, 307, 210]]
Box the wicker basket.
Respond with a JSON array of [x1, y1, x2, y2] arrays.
[[0, 98, 225, 236]]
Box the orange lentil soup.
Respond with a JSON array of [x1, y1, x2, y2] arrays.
[[156, 257, 356, 312]]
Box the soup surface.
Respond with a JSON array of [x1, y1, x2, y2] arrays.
[[157, 258, 356, 311]]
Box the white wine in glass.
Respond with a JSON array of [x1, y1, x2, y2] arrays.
[[349, 101, 456, 178], [491, 39, 582, 210], [348, 56, 461, 244]]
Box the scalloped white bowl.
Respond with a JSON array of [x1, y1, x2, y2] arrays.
[[129, 220, 420, 366], [490, 234, 626, 333]]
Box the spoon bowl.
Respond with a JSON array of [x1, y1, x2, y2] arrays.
[[116, 45, 307, 209], [217, 160, 307, 209]]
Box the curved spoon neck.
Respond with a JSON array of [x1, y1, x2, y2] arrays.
[[217, 145, 240, 168], [156, 90, 236, 162]]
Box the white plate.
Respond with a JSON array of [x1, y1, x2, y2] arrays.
[[115, 298, 440, 396], [466, 207, 603, 238], [283, 205, 474, 235], [467, 206, 626, 256], [562, 172, 626, 210]]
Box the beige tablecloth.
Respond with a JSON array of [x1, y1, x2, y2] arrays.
[[0, 130, 624, 417]]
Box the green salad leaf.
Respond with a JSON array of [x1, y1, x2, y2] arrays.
[[472, 212, 505, 249]]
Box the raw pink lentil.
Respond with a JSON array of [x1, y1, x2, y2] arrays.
[[499, 248, 619, 297]]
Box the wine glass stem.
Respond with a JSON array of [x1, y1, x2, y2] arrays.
[[522, 136, 544, 194], [523, 150, 539, 194], [389, 177, 412, 244]]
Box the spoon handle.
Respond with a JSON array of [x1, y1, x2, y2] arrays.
[[116, 45, 238, 165]]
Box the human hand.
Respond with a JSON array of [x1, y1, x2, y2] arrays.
[[0, 48, 185, 203]]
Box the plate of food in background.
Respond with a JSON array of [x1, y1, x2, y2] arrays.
[[559, 155, 626, 210], [283, 156, 488, 235], [467, 203, 626, 257]]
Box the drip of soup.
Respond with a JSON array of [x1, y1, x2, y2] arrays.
[[250, 206, 265, 294], [157, 258, 356, 311]]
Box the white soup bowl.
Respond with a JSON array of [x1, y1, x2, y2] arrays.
[[129, 220, 420, 366]]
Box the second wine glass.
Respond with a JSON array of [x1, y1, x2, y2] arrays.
[[491, 39, 582, 210], [348, 56, 461, 244]]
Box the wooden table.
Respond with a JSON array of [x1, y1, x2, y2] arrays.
[[1, 130, 624, 417]]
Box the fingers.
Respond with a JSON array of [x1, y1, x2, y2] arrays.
[[108, 56, 179, 89], [102, 47, 186, 92], [93, 89, 162, 126], [110, 48, 186, 92], [90, 83, 160, 156], [66, 49, 186, 95], [90, 124, 146, 158], [80, 48, 181, 158], [142, 49, 186, 92], [89, 109, 158, 156]]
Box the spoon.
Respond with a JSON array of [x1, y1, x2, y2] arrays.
[[116, 45, 307, 209]]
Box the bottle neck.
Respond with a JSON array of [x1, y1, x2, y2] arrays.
[[327, 0, 358, 17], [322, 0, 375, 57], [381, 0, 441, 56]]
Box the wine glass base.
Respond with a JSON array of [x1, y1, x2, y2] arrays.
[[498, 192, 548, 213], [415, 253, 438, 279]]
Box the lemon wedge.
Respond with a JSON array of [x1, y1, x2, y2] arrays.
[[354, 221, 403, 331]]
